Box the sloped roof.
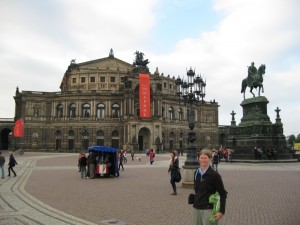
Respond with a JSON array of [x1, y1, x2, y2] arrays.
[[76, 56, 133, 71]]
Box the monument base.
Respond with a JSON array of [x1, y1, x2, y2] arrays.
[[182, 165, 198, 189], [227, 96, 291, 159]]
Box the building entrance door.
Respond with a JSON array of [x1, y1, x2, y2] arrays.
[[138, 127, 151, 151]]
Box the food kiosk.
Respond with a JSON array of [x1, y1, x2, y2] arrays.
[[88, 146, 118, 177]]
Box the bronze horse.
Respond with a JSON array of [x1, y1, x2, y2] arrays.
[[241, 64, 266, 99]]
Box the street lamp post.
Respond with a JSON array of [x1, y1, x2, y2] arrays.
[[176, 67, 206, 187]]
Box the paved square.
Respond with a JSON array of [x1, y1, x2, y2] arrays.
[[0, 151, 300, 225]]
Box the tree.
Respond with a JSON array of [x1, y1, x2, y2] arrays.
[[296, 134, 300, 142], [287, 135, 296, 146]]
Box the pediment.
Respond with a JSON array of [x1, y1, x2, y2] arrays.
[[77, 57, 133, 72]]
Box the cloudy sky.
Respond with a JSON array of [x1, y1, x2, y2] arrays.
[[0, 0, 299, 136]]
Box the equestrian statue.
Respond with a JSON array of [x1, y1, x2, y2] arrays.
[[133, 51, 150, 67], [241, 62, 266, 99]]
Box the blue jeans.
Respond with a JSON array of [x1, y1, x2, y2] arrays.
[[80, 166, 86, 178], [1, 165, 5, 177]]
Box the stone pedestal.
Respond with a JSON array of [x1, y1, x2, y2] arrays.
[[227, 96, 289, 159], [182, 165, 198, 188]]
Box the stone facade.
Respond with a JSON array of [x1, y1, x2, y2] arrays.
[[12, 52, 219, 152]]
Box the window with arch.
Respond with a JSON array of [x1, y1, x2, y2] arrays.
[[82, 103, 90, 118], [112, 103, 120, 118], [111, 130, 119, 149], [112, 130, 119, 137], [135, 102, 140, 117], [96, 103, 105, 119], [168, 106, 174, 120], [178, 108, 183, 121], [69, 103, 76, 118], [56, 104, 63, 118], [96, 130, 105, 146], [97, 130, 104, 137]]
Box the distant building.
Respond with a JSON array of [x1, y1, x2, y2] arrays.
[[3, 50, 220, 152]]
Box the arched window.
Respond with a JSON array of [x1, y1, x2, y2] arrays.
[[168, 106, 174, 120], [112, 103, 120, 118], [112, 130, 119, 137], [178, 108, 183, 121], [69, 103, 76, 118], [96, 130, 105, 146], [96, 103, 105, 119], [97, 130, 104, 136], [135, 102, 140, 117], [56, 104, 63, 118], [111, 130, 119, 149], [82, 103, 90, 118]]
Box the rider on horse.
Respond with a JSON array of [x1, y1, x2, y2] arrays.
[[247, 62, 258, 86]]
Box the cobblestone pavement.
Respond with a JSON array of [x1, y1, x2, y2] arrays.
[[0, 151, 300, 225]]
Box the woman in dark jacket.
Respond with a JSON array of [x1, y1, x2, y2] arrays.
[[8, 152, 18, 177], [168, 151, 179, 195], [193, 149, 227, 225]]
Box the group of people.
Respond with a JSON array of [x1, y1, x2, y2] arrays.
[[254, 146, 277, 160], [211, 147, 234, 172], [78, 150, 130, 179], [0, 151, 18, 178], [167, 148, 227, 225], [78, 151, 115, 179], [218, 146, 234, 162]]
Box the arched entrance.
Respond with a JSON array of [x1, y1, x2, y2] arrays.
[[138, 127, 151, 151], [111, 130, 119, 149], [0, 128, 12, 150], [219, 133, 226, 147], [169, 132, 175, 150], [81, 129, 89, 151], [68, 130, 75, 151], [55, 130, 62, 150]]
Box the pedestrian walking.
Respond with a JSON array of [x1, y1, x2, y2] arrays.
[[149, 149, 155, 165], [224, 148, 229, 162], [168, 151, 179, 195], [123, 150, 128, 164], [0, 151, 5, 178], [8, 152, 18, 177], [212, 149, 219, 172], [118, 150, 124, 171], [192, 149, 227, 225], [79, 153, 87, 178]]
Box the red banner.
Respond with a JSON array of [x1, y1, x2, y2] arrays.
[[139, 74, 151, 118], [13, 119, 24, 138]]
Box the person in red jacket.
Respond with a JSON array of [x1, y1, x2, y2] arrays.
[[149, 149, 155, 165]]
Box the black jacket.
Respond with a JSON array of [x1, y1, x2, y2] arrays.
[[168, 157, 179, 172], [79, 156, 87, 167], [8, 155, 17, 167], [193, 166, 227, 214]]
